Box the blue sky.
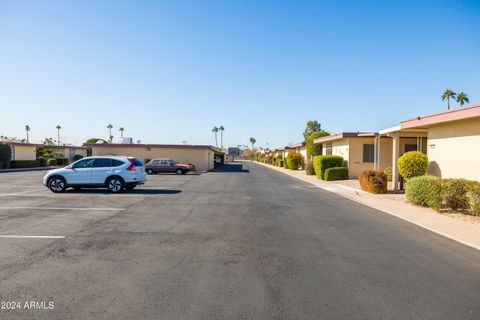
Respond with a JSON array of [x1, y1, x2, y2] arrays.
[[0, 0, 479, 148]]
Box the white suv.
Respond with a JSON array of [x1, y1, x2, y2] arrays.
[[43, 156, 147, 193]]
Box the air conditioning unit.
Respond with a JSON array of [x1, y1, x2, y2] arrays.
[[116, 137, 133, 144]]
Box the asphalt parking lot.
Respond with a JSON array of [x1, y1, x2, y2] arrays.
[[1, 162, 479, 320]]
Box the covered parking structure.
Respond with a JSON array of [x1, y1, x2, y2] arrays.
[[84, 143, 224, 172]]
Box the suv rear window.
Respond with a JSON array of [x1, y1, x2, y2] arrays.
[[130, 158, 144, 166], [112, 159, 125, 167], [93, 158, 113, 168]]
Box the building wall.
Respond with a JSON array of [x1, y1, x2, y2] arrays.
[[298, 147, 308, 164], [11, 145, 36, 161], [90, 146, 214, 172], [427, 118, 480, 180], [347, 138, 375, 178]]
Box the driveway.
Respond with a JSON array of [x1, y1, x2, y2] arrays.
[[0, 162, 479, 319]]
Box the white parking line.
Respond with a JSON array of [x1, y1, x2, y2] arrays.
[[0, 207, 125, 211], [0, 188, 45, 197], [0, 235, 65, 239]]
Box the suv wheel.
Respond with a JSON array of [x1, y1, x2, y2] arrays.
[[146, 169, 154, 175], [107, 177, 124, 193], [48, 176, 67, 193], [175, 168, 184, 175]]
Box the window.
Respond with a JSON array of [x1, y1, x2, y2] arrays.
[[112, 159, 124, 167], [325, 143, 332, 155], [93, 158, 112, 168], [363, 144, 374, 163], [129, 158, 144, 166], [73, 158, 95, 168], [404, 144, 417, 153]]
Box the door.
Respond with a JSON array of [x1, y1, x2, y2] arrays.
[[163, 160, 176, 172], [67, 158, 95, 184], [90, 158, 115, 184]]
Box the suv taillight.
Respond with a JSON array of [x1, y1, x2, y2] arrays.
[[127, 159, 135, 171]]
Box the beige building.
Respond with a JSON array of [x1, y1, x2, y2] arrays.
[[44, 145, 89, 161], [84, 143, 223, 172], [8, 142, 42, 161], [288, 142, 307, 163], [382, 103, 480, 188]]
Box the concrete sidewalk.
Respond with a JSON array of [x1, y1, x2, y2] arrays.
[[254, 161, 480, 251]]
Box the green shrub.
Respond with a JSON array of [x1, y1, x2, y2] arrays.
[[286, 152, 303, 170], [313, 155, 344, 180], [384, 167, 392, 181], [358, 170, 387, 194], [467, 183, 480, 216], [306, 131, 330, 157], [37, 157, 47, 167], [405, 175, 442, 210], [398, 151, 428, 179], [441, 179, 469, 211], [47, 158, 57, 166], [73, 154, 84, 161], [0, 143, 12, 169], [306, 162, 315, 175], [0, 161, 3, 169], [324, 167, 348, 181], [283, 159, 289, 169], [56, 158, 69, 166], [9, 160, 40, 168]]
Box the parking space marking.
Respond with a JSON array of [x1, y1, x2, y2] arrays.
[[0, 207, 125, 211], [0, 188, 45, 197], [0, 235, 65, 239]]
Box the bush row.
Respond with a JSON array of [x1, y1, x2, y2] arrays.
[[10, 160, 42, 168], [313, 155, 344, 180], [324, 167, 348, 181], [405, 176, 480, 215]]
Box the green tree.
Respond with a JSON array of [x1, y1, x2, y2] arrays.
[[212, 127, 219, 147], [107, 124, 113, 142], [56, 125, 62, 145], [306, 131, 330, 158], [303, 120, 322, 140], [25, 125, 31, 142], [249, 137, 256, 151], [85, 138, 108, 144], [441, 89, 456, 110], [43, 137, 55, 145], [219, 125, 225, 149], [456, 92, 469, 107], [0, 143, 12, 169]]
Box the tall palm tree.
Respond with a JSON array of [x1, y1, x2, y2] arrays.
[[119, 127, 125, 138], [107, 124, 113, 142], [442, 89, 456, 110], [56, 125, 62, 145], [25, 125, 30, 142], [249, 137, 256, 151], [219, 125, 225, 149], [456, 92, 469, 107], [212, 127, 219, 147]]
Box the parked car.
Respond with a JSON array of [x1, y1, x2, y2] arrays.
[[145, 158, 191, 175], [43, 156, 147, 193]]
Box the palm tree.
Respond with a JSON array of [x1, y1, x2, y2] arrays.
[[25, 125, 30, 142], [107, 124, 113, 142], [56, 125, 62, 145], [456, 92, 469, 107], [219, 125, 225, 149], [442, 89, 456, 110], [212, 127, 219, 147], [119, 127, 125, 138], [249, 137, 256, 151]]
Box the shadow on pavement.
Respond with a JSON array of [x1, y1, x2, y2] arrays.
[[64, 189, 182, 195], [210, 163, 249, 173]]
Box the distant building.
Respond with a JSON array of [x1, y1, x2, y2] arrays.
[[228, 147, 241, 157]]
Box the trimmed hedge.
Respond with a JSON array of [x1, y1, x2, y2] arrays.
[[305, 162, 315, 175], [286, 152, 303, 170], [47, 158, 57, 166], [324, 167, 348, 181], [313, 155, 344, 180], [467, 184, 480, 216], [9, 160, 41, 168], [359, 170, 387, 194], [442, 179, 469, 211], [405, 175, 442, 209], [398, 151, 428, 179], [56, 158, 69, 166], [0, 143, 12, 169]]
